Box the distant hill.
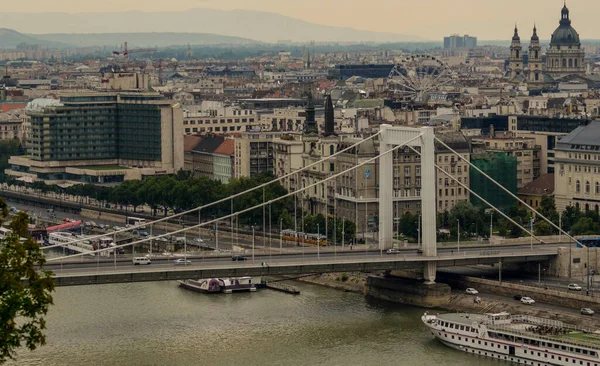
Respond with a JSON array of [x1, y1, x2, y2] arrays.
[[0, 9, 423, 43], [32, 32, 261, 48], [0, 28, 65, 48]]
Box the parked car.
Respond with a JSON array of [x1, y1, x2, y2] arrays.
[[113, 226, 124, 231], [47, 208, 54, 213], [581, 308, 595, 316], [465, 288, 479, 295], [232, 256, 247, 261], [513, 294, 525, 301], [139, 231, 150, 237], [9, 207, 17, 213], [521, 296, 535, 305], [386, 249, 400, 254], [194, 238, 204, 244], [174, 236, 186, 244], [173, 259, 191, 265], [416, 249, 423, 254], [568, 283, 583, 291]]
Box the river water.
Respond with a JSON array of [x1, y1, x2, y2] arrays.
[[10, 281, 498, 366]]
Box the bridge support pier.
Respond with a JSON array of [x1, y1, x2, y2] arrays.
[[423, 261, 437, 284], [366, 275, 450, 308]]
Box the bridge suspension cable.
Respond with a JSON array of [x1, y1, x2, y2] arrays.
[[42, 131, 382, 251], [404, 144, 548, 245], [47, 133, 422, 262], [433, 137, 584, 248]]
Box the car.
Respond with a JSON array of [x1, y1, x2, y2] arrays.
[[521, 296, 535, 305], [465, 288, 479, 295], [47, 208, 54, 213], [513, 294, 524, 301], [568, 283, 583, 291], [113, 226, 124, 231], [232, 256, 247, 261], [581, 308, 595, 316], [174, 236, 187, 244], [173, 259, 192, 265], [386, 249, 400, 254], [9, 207, 17, 213], [139, 231, 150, 237], [194, 238, 204, 243], [417, 249, 423, 254]]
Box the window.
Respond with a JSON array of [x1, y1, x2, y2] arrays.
[[586, 181, 591, 194], [596, 182, 599, 194], [576, 180, 581, 193]]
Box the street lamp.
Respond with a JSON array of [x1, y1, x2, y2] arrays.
[[530, 217, 534, 252], [252, 225, 255, 261], [317, 223, 320, 259], [489, 211, 493, 246], [279, 217, 283, 254], [457, 219, 460, 254]]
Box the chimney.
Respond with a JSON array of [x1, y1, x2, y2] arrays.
[[324, 94, 334, 136]]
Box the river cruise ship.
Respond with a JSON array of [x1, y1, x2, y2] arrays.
[[422, 312, 600, 366]]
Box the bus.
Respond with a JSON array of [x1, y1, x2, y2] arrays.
[[577, 237, 600, 248], [126, 217, 147, 227]]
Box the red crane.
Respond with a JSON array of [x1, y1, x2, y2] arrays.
[[112, 42, 157, 58]]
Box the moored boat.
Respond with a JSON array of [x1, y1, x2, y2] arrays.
[[178, 277, 257, 294], [422, 311, 600, 365]]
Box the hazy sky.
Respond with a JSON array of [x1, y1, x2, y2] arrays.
[[4, 0, 599, 40]]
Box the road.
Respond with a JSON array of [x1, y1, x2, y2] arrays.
[[44, 244, 556, 277]]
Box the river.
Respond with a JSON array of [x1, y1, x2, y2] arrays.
[[10, 281, 499, 366]]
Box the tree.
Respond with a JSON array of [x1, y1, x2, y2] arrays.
[[534, 221, 554, 236], [570, 217, 600, 236], [0, 198, 55, 363]]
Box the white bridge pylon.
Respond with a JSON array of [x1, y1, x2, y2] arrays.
[[378, 125, 437, 282]]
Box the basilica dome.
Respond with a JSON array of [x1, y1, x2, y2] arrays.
[[550, 4, 581, 47]]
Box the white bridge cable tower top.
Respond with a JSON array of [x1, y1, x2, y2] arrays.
[[47, 133, 423, 261]]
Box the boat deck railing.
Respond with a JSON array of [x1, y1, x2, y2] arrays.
[[486, 317, 600, 351]]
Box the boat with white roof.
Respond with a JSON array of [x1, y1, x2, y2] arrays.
[[422, 311, 600, 365]]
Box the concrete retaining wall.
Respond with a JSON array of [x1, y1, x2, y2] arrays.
[[438, 273, 600, 309]]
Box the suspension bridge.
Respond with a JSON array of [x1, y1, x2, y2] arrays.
[[40, 125, 580, 286]]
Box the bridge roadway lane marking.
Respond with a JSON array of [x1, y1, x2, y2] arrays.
[[51, 250, 558, 278]]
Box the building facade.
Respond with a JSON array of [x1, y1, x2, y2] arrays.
[[554, 120, 600, 212], [6, 92, 183, 185]]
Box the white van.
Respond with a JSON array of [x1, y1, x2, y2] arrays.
[[132, 257, 151, 265]]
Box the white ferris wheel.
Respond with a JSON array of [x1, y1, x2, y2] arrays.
[[387, 54, 456, 103]]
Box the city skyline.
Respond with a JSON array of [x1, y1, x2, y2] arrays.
[[1, 0, 598, 41]]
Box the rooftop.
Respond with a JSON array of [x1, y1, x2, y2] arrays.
[[556, 120, 600, 150], [519, 173, 555, 196]]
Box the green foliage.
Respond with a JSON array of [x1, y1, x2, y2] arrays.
[[340, 273, 349, 282], [448, 201, 489, 239], [0, 198, 55, 363], [0, 140, 22, 182], [570, 217, 600, 236]]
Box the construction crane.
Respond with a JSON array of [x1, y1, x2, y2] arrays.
[[112, 42, 157, 58]]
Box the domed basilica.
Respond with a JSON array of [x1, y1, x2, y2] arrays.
[[507, 2, 585, 85]]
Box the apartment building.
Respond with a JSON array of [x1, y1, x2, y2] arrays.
[[435, 132, 471, 212], [0, 112, 23, 141], [233, 131, 288, 178], [183, 106, 257, 135], [272, 135, 304, 192], [473, 132, 541, 188], [554, 120, 600, 212]]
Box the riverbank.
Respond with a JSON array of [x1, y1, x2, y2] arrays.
[[289, 272, 600, 329], [292, 272, 368, 294]]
